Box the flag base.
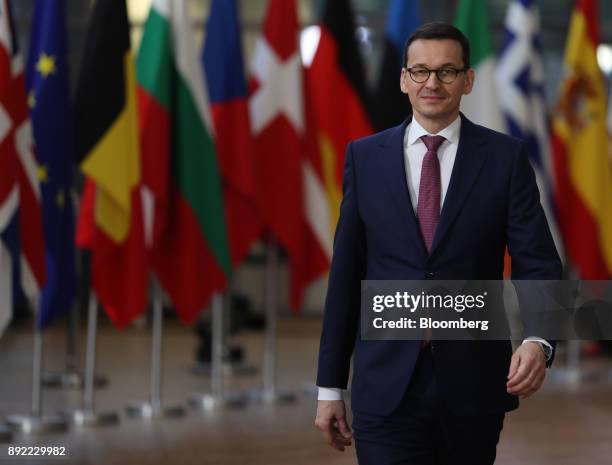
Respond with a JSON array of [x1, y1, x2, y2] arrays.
[[191, 361, 258, 377], [0, 424, 12, 443], [125, 401, 186, 419], [548, 367, 602, 386], [60, 408, 119, 428], [4, 414, 68, 436], [42, 371, 108, 390], [248, 388, 297, 405], [188, 392, 248, 411]]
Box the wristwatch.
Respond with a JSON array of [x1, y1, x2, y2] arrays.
[[535, 341, 553, 361], [523, 339, 554, 367]]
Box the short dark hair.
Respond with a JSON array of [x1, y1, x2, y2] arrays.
[[402, 22, 471, 69]]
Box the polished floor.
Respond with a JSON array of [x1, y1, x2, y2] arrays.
[[1, 316, 611, 465]]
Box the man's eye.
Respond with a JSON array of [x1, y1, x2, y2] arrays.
[[413, 69, 429, 76], [439, 69, 455, 77]]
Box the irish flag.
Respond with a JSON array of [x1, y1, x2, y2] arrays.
[[137, 0, 231, 322], [454, 0, 505, 133]]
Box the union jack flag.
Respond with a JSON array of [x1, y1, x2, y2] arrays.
[[0, 0, 46, 335]]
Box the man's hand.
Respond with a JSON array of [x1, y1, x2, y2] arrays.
[[314, 400, 352, 451], [507, 341, 547, 399]]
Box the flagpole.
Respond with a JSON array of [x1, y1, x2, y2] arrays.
[[43, 252, 108, 390], [5, 307, 67, 435], [126, 279, 185, 419], [42, 303, 82, 388], [42, 304, 107, 390], [189, 292, 248, 411], [42, 304, 83, 388], [61, 293, 119, 427], [549, 341, 598, 385], [191, 279, 258, 378], [549, 281, 597, 386], [250, 237, 296, 404], [221, 280, 257, 376]]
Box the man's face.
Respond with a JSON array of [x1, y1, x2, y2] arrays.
[[400, 39, 474, 123]]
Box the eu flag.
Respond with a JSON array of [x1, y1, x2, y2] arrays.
[[25, 0, 76, 329]]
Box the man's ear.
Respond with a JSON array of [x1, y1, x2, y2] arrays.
[[400, 68, 409, 95], [463, 68, 475, 95]]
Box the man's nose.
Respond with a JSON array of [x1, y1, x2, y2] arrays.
[[424, 71, 441, 89]]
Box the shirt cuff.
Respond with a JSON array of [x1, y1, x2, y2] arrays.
[[522, 337, 553, 361], [317, 387, 343, 401]]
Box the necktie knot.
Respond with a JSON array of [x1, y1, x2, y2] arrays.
[[421, 135, 445, 153]]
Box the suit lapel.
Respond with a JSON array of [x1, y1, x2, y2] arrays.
[[377, 118, 428, 260], [429, 114, 488, 256]]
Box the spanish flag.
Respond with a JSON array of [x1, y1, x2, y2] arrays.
[[551, 0, 612, 278], [74, 0, 147, 328]]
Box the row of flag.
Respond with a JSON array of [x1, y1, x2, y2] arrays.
[[0, 0, 374, 335], [0, 0, 610, 336], [459, 0, 612, 281]]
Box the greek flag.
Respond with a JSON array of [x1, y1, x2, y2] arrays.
[[497, 0, 564, 260]]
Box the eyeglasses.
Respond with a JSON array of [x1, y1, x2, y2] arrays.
[[404, 66, 468, 84]]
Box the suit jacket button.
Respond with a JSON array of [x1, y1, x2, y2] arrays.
[[425, 271, 435, 279]]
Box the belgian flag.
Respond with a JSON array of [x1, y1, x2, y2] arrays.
[[74, 0, 147, 329]]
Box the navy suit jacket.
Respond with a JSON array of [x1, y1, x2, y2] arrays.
[[316, 114, 562, 417]]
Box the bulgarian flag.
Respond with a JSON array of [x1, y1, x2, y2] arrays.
[[551, 0, 612, 278], [454, 0, 505, 133], [137, 0, 231, 322]]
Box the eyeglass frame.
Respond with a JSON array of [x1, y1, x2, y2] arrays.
[[403, 66, 469, 84]]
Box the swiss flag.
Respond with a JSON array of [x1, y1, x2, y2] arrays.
[[249, 0, 328, 312]]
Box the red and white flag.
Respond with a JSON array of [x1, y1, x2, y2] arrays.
[[0, 0, 46, 334], [249, 0, 329, 312]]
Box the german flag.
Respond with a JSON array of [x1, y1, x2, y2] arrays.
[[304, 0, 373, 239], [373, 0, 422, 131], [74, 0, 147, 328], [551, 0, 612, 278]]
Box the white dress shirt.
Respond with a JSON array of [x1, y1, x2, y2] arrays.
[[404, 115, 461, 210], [317, 116, 551, 401]]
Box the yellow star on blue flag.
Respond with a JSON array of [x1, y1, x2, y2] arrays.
[[25, 0, 76, 329], [36, 53, 56, 77]]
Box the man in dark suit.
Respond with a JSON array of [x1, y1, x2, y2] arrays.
[[314, 22, 561, 465]]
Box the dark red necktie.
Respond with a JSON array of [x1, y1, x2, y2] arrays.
[[417, 135, 445, 253]]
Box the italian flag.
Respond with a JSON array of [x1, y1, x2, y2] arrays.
[[454, 0, 505, 133], [137, 0, 231, 322]]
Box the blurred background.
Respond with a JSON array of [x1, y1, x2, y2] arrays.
[[0, 0, 611, 464]]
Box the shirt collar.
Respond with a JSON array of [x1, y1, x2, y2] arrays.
[[405, 114, 462, 148]]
